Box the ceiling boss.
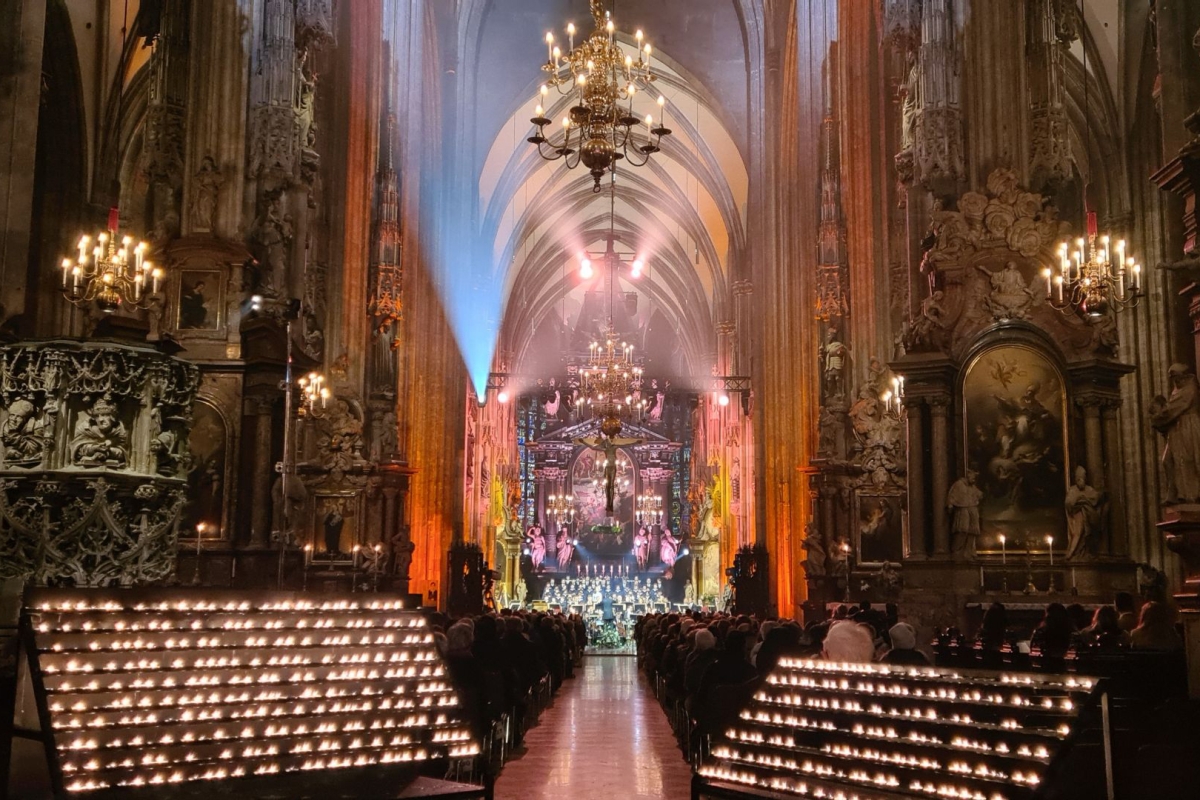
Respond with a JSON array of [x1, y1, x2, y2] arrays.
[[528, 0, 672, 192]]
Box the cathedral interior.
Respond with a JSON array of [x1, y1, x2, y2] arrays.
[[3, 0, 1200, 798]]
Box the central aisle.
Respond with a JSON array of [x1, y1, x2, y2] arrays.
[[493, 657, 694, 800]]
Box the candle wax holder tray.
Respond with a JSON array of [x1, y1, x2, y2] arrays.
[[695, 657, 1104, 800], [12, 588, 485, 798]]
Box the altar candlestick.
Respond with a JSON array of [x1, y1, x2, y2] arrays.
[[999, 534, 1006, 565], [1046, 535, 1054, 568], [302, 545, 312, 591], [373, 544, 382, 593]]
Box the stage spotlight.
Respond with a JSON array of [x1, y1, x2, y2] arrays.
[[249, 294, 263, 312], [718, 394, 730, 407], [580, 257, 593, 279], [573, 539, 579, 545], [680, 547, 690, 556], [498, 390, 510, 404]]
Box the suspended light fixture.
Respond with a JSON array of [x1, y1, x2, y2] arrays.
[[636, 493, 663, 525], [1045, 4, 1141, 319], [528, 0, 672, 191], [1045, 217, 1142, 317], [60, 4, 164, 315], [546, 493, 576, 527]]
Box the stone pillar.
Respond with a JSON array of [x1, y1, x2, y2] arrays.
[[1080, 399, 1105, 492], [1102, 402, 1127, 556], [905, 398, 927, 558], [0, 0, 46, 332], [245, 393, 276, 547], [930, 396, 951, 556]]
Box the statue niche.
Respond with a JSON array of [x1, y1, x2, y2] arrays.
[[70, 394, 130, 469]]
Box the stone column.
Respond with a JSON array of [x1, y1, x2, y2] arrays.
[[1102, 402, 1127, 556], [905, 398, 927, 558], [1080, 399, 1105, 492], [0, 0, 46, 332], [245, 394, 275, 547], [930, 396, 951, 556], [1158, 505, 1200, 698]]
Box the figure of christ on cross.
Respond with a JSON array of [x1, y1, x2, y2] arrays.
[[572, 433, 642, 515]]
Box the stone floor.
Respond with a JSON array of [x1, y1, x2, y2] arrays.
[[493, 656, 693, 800]]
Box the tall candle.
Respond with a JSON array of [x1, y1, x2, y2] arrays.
[[1046, 535, 1054, 568], [999, 534, 1006, 565]]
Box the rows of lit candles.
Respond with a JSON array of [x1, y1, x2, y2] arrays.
[[37, 599, 411, 613], [764, 674, 1080, 713], [773, 659, 1094, 694]]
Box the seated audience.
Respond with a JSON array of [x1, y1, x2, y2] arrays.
[[822, 620, 876, 663], [1079, 605, 1129, 649], [881, 622, 929, 665], [1130, 601, 1184, 651], [1114, 591, 1139, 633]]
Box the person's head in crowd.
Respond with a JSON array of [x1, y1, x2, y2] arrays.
[[888, 622, 918, 652], [1089, 605, 1121, 635], [432, 631, 448, 656], [694, 628, 717, 651], [474, 614, 499, 642], [1066, 603, 1090, 632], [758, 620, 779, 641], [723, 629, 749, 658], [1114, 592, 1136, 615], [833, 605, 849, 620], [447, 622, 473, 654], [980, 602, 1007, 644], [823, 620, 876, 663]]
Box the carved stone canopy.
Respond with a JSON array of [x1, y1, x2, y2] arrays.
[[907, 169, 1123, 363]]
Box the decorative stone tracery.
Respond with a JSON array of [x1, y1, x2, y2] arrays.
[[0, 341, 200, 586]]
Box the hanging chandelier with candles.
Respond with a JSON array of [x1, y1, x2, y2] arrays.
[[636, 493, 663, 526], [61, 231, 163, 313], [580, 327, 647, 437], [1043, 213, 1141, 317], [297, 371, 330, 417], [546, 492, 576, 527], [528, 0, 672, 191]]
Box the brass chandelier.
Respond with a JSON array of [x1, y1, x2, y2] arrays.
[[636, 493, 663, 526], [581, 327, 646, 437], [1044, 214, 1141, 317], [62, 231, 163, 313], [528, 0, 672, 191]]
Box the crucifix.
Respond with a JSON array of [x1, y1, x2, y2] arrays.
[[573, 432, 641, 515]]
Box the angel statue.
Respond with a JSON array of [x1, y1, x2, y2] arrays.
[[572, 432, 641, 515]]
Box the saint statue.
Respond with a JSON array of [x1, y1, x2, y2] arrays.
[[1150, 364, 1200, 503], [557, 527, 575, 570], [1064, 466, 1105, 559], [659, 528, 680, 578], [683, 580, 696, 608], [823, 329, 850, 400], [634, 525, 650, 570], [947, 470, 984, 558], [191, 155, 223, 233], [1, 399, 48, 467], [527, 523, 546, 570], [71, 395, 128, 469], [515, 577, 528, 606]]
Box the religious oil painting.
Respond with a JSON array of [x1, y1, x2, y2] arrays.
[[176, 269, 222, 330], [570, 446, 635, 555], [963, 344, 1068, 553], [855, 493, 904, 565], [182, 401, 228, 539], [312, 494, 358, 563]]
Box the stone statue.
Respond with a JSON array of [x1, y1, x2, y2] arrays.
[[800, 522, 826, 578], [295, 51, 318, 150], [1150, 364, 1200, 503], [899, 50, 921, 153], [70, 395, 128, 469], [977, 261, 1035, 320], [817, 406, 843, 458], [1, 398, 49, 467], [1136, 562, 1166, 602], [147, 405, 182, 475], [822, 329, 850, 401], [947, 469, 983, 558], [515, 577, 528, 606], [191, 155, 224, 233], [252, 193, 293, 296], [1064, 465, 1105, 559], [683, 580, 696, 607], [848, 385, 882, 445]]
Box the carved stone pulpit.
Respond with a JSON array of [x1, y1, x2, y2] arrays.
[[0, 339, 200, 586]]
